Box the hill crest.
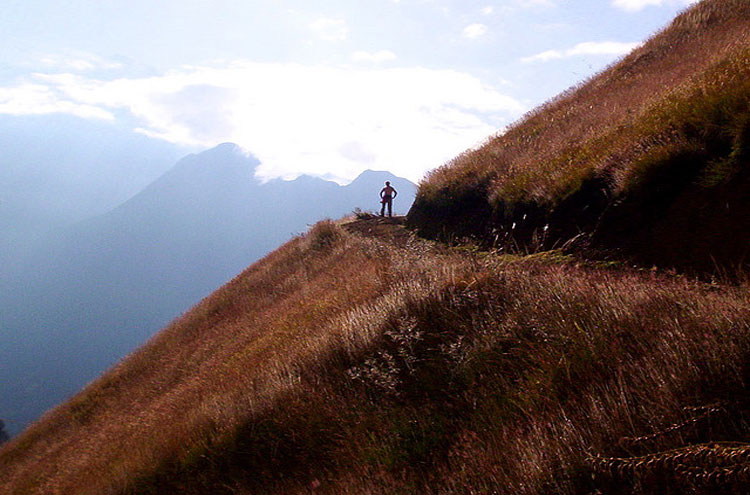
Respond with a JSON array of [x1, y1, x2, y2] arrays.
[[0, 143, 417, 438], [407, 0, 750, 275]]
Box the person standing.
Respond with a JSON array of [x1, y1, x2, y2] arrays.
[[380, 181, 398, 217]]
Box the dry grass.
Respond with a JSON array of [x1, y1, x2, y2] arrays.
[[2, 2, 750, 493], [420, 0, 750, 202], [409, 0, 750, 273], [1, 218, 749, 494]]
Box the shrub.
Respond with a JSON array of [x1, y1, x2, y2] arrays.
[[353, 207, 376, 220], [306, 219, 343, 251]]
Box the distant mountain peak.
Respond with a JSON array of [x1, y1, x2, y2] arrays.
[[194, 142, 252, 160], [349, 169, 417, 189], [354, 169, 393, 179], [214, 142, 240, 151]]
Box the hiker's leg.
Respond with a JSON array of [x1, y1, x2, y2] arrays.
[[387, 199, 392, 217], [380, 201, 385, 216]]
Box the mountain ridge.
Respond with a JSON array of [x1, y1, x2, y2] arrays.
[[0, 144, 416, 437]]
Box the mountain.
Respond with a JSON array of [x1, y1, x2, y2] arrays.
[[0, 144, 415, 435], [0, 114, 186, 266], [2, 1, 749, 494]]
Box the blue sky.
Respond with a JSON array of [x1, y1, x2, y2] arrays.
[[1, 0, 698, 183]]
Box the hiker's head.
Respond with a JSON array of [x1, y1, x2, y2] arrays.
[[385, 181, 390, 186]]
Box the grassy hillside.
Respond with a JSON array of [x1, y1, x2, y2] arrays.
[[3, 1, 750, 494], [1, 217, 749, 494], [408, 0, 750, 275]]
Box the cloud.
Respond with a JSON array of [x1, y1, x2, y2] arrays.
[[511, 0, 557, 7], [611, 0, 698, 12], [567, 41, 643, 56], [0, 82, 115, 120], [38, 54, 124, 72], [491, 0, 557, 15], [309, 17, 349, 41], [40, 57, 96, 71], [352, 50, 397, 63], [521, 50, 564, 63], [0, 62, 524, 183], [463, 24, 488, 39], [521, 40, 641, 63], [521, 0, 557, 6]]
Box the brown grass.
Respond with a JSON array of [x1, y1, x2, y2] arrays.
[[420, 0, 750, 202], [3, 2, 750, 493], [1, 218, 749, 494], [409, 0, 750, 273]]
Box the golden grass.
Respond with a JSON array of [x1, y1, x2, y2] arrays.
[[409, 0, 750, 276], [419, 0, 750, 206], [1, 218, 749, 494], [3, 2, 750, 493]]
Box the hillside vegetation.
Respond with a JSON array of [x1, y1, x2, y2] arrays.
[[1, 217, 749, 495], [409, 0, 750, 274], [2, 1, 750, 494]]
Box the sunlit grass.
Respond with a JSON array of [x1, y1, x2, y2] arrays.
[[2, 2, 750, 494], [410, 0, 750, 273], [1, 218, 749, 494]]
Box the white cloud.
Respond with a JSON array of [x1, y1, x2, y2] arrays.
[[566, 41, 642, 56], [521, 40, 641, 63], [309, 17, 349, 41], [40, 57, 95, 71], [0, 82, 115, 120], [521, 49, 564, 63], [38, 53, 124, 72], [0, 62, 524, 183], [491, 0, 557, 15], [612, 0, 698, 12], [352, 50, 397, 63], [463, 23, 488, 39], [516, 0, 557, 7]]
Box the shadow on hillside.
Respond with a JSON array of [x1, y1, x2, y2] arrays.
[[407, 154, 750, 279]]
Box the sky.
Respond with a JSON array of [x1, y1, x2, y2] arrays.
[[1, 0, 699, 184]]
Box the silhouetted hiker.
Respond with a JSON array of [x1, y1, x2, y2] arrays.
[[380, 181, 398, 217]]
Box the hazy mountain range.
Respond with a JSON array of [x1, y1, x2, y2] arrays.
[[0, 114, 183, 256], [0, 142, 415, 435]]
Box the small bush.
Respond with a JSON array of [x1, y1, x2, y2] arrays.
[[306, 219, 343, 251], [353, 207, 376, 220]]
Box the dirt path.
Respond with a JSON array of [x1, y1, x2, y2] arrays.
[[342, 215, 415, 248]]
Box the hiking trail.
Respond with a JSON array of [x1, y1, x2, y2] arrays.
[[342, 215, 414, 248]]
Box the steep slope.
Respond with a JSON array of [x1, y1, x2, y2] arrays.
[[3, 1, 750, 493], [0, 144, 416, 436], [408, 0, 750, 274], [1, 218, 748, 495]]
